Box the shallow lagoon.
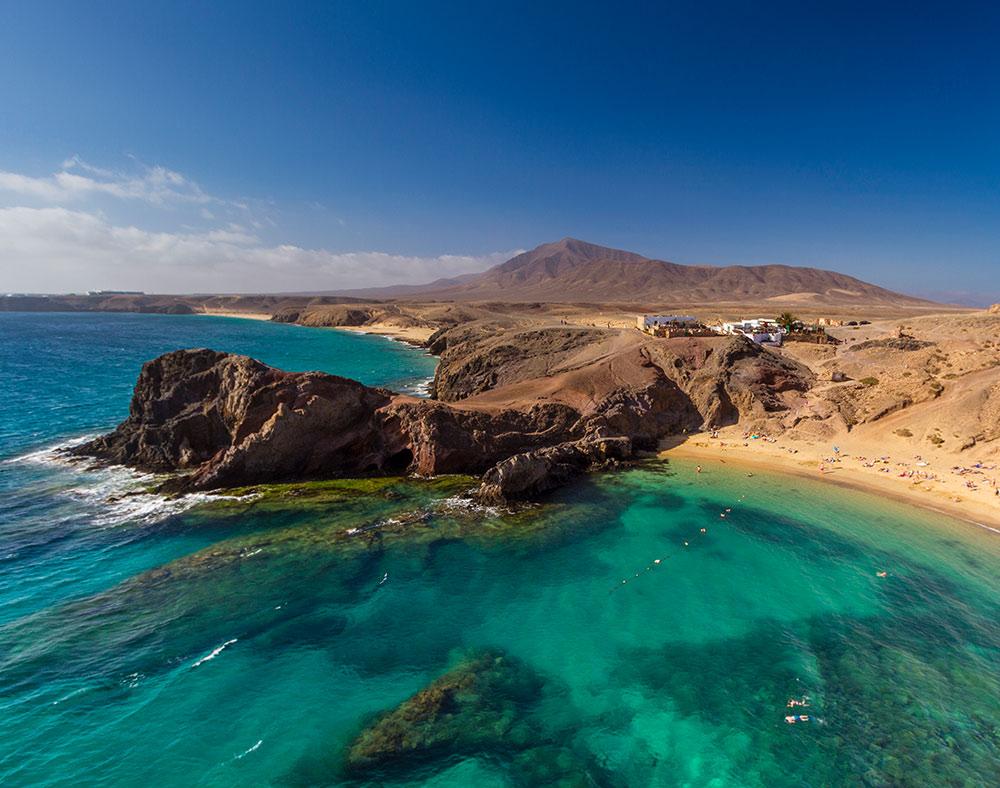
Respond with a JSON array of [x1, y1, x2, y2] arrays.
[[0, 314, 997, 786]]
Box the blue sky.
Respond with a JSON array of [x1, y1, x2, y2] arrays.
[[1, 1, 998, 301]]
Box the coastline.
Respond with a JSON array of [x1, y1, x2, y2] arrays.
[[335, 323, 435, 346], [195, 310, 434, 346], [196, 309, 274, 321], [663, 432, 1000, 534]]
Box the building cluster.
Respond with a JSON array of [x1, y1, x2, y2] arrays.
[[718, 318, 785, 345], [637, 314, 838, 346]]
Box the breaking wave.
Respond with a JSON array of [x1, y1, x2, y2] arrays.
[[5, 435, 254, 527], [191, 638, 238, 668]]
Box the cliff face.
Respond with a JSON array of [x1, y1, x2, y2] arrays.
[[72, 326, 813, 498], [72, 349, 596, 491], [73, 350, 405, 489]]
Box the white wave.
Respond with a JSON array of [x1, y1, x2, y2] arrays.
[[401, 377, 435, 398], [345, 517, 401, 536], [7, 434, 256, 526], [51, 685, 92, 706], [439, 495, 504, 517], [2, 434, 98, 466], [235, 739, 262, 760], [66, 471, 255, 527], [191, 638, 238, 668]]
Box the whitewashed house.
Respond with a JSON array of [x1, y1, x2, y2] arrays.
[[720, 318, 784, 346]]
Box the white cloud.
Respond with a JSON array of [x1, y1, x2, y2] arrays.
[[0, 206, 515, 293], [0, 157, 516, 293], [0, 157, 217, 206]]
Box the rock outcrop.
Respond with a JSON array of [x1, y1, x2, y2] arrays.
[[430, 324, 605, 401], [71, 349, 406, 490], [429, 325, 813, 439], [475, 437, 631, 503], [72, 327, 814, 497]]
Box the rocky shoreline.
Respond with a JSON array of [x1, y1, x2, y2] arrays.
[[70, 320, 812, 502]]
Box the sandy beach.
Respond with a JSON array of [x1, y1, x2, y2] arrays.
[[197, 309, 274, 321], [663, 428, 1000, 533], [335, 322, 436, 345]]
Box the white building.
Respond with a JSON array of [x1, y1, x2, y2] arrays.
[[720, 318, 784, 346]]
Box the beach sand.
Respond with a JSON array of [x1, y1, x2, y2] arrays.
[[197, 309, 274, 321], [663, 427, 1000, 533], [335, 323, 436, 345]]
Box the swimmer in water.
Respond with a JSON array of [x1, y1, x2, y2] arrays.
[[696, 465, 702, 473], [378, 572, 389, 585]]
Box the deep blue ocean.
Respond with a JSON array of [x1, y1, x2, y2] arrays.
[[0, 312, 997, 787]]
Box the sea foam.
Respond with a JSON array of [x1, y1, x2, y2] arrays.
[[6, 435, 254, 527]]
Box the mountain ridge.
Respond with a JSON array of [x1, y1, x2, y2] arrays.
[[330, 238, 938, 307]]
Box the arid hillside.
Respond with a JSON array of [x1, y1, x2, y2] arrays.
[[385, 238, 940, 307]]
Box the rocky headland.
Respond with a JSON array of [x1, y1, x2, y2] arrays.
[[70, 322, 813, 501]]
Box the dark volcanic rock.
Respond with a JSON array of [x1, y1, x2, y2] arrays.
[[72, 331, 813, 496], [71, 349, 596, 492], [475, 437, 632, 504], [386, 400, 585, 477], [71, 349, 403, 489]]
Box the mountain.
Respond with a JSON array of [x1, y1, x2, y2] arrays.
[[381, 238, 938, 306]]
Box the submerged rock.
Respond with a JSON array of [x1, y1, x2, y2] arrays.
[[343, 649, 603, 785], [345, 650, 543, 772]]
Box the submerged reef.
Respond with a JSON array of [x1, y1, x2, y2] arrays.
[[344, 649, 607, 786]]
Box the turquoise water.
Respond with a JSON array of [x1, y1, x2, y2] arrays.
[[1, 313, 998, 786]]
